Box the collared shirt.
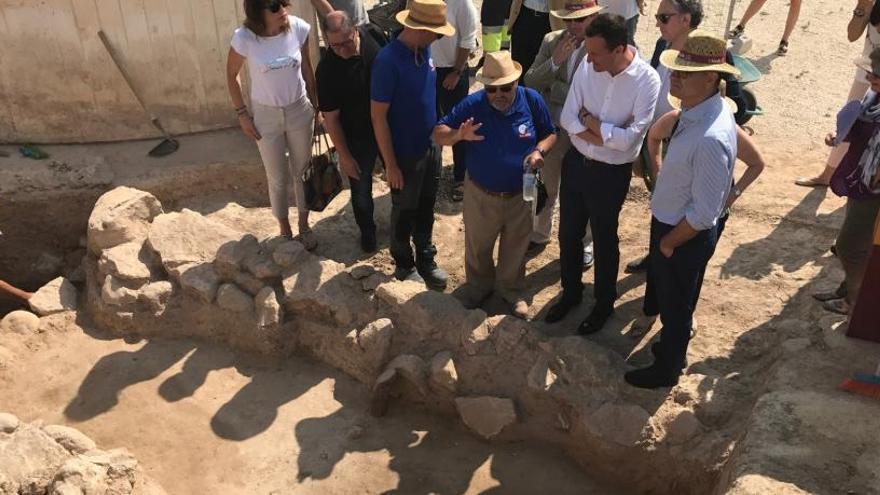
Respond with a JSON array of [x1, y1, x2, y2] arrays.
[[651, 94, 737, 230], [432, 0, 479, 68], [316, 26, 380, 150], [560, 47, 660, 164], [439, 86, 556, 192], [598, 0, 638, 20], [523, 0, 550, 13], [371, 38, 437, 160], [654, 63, 675, 121]]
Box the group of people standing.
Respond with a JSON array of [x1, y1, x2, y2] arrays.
[[225, 0, 768, 389], [224, 0, 879, 390]]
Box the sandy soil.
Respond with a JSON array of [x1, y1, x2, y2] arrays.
[[1, 0, 877, 493]]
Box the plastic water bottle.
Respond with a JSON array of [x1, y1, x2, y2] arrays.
[[522, 158, 537, 202]]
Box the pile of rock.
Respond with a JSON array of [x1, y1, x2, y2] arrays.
[[0, 412, 166, 494]]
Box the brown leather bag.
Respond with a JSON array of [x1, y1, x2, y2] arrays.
[[301, 128, 343, 212]]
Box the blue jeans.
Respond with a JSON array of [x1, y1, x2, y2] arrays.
[[347, 143, 379, 238], [436, 66, 470, 182], [650, 217, 717, 373]]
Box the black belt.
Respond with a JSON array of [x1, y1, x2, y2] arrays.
[[521, 4, 550, 16], [469, 178, 521, 198]]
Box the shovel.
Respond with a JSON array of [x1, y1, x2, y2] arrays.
[[97, 30, 179, 157]]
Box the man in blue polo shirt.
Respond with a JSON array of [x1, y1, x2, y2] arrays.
[[371, 0, 455, 290], [434, 51, 556, 318]]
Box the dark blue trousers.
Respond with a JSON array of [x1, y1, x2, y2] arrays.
[[558, 149, 632, 309], [643, 211, 728, 316], [650, 217, 717, 373], [347, 142, 379, 239]]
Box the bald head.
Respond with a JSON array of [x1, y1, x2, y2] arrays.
[[325, 10, 353, 34]]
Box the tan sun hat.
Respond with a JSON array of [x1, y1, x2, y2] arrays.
[[667, 93, 738, 115], [854, 46, 880, 75], [476, 50, 522, 86], [395, 0, 455, 37], [551, 0, 604, 20], [660, 30, 740, 77]]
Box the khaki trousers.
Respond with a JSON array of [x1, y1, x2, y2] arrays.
[[532, 131, 592, 246], [463, 178, 533, 302]]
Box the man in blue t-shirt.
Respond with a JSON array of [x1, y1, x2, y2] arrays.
[[434, 51, 556, 319], [370, 0, 455, 290]]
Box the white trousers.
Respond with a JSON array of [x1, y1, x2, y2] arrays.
[[252, 98, 315, 219]]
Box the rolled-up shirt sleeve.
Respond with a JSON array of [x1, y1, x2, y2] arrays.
[[598, 72, 660, 151], [684, 139, 733, 230], [560, 68, 587, 136], [457, 0, 479, 50]]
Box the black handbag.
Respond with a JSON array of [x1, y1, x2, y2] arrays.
[[302, 127, 343, 212], [535, 169, 549, 215]]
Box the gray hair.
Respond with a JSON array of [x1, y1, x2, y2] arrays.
[[325, 10, 354, 34], [669, 0, 703, 28]]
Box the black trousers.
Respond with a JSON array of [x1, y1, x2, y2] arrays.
[[390, 144, 441, 269], [436, 66, 470, 182], [558, 149, 632, 308], [650, 218, 717, 373], [643, 210, 729, 316], [510, 5, 550, 80]]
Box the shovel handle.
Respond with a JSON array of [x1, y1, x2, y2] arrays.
[[97, 30, 152, 118]]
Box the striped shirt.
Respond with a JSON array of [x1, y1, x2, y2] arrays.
[[651, 94, 737, 230]]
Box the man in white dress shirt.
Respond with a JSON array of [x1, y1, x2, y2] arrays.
[[545, 13, 659, 333]]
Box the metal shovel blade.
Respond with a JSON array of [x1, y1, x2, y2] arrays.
[[148, 138, 180, 157]]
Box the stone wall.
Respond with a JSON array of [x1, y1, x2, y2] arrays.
[[74, 186, 748, 493]]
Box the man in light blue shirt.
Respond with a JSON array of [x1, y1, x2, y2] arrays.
[[625, 31, 738, 389]]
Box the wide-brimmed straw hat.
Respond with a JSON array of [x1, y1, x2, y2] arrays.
[[660, 30, 740, 77], [395, 0, 455, 37], [551, 0, 604, 20], [476, 51, 522, 86], [667, 93, 738, 115], [854, 46, 880, 76]]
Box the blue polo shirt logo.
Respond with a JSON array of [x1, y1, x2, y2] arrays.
[[517, 123, 532, 139]]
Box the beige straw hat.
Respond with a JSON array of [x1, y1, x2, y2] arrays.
[[551, 0, 604, 20], [476, 51, 522, 86], [395, 0, 455, 37], [660, 30, 740, 77]]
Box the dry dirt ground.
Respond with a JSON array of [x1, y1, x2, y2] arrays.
[[1, 0, 879, 493]]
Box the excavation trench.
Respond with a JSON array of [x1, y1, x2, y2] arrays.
[[4, 133, 871, 495], [0, 135, 772, 495]]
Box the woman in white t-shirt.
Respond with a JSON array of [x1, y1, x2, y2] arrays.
[[227, 0, 322, 248], [796, 0, 880, 188]]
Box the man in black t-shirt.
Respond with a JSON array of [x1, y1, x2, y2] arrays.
[[316, 11, 382, 252]]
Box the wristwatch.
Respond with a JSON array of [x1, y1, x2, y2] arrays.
[[535, 147, 547, 157], [854, 7, 866, 17], [732, 187, 743, 197]]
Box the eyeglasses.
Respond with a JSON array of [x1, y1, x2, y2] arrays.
[[655, 12, 679, 24], [266, 0, 290, 13], [485, 84, 514, 94], [670, 70, 692, 79], [329, 31, 356, 50]]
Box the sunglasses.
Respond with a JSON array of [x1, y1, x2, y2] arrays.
[[655, 12, 679, 24], [329, 30, 356, 50], [485, 84, 514, 94], [563, 15, 590, 23], [266, 0, 290, 13]]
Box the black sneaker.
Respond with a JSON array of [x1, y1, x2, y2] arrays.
[[394, 266, 424, 283], [361, 231, 378, 253], [416, 247, 448, 291], [417, 261, 448, 291], [624, 364, 680, 389]]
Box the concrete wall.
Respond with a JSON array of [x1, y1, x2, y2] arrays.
[[0, 0, 318, 144]]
